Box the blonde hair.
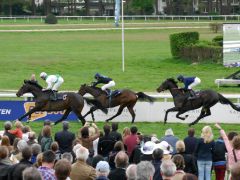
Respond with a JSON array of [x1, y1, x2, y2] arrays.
[[201, 126, 213, 143], [176, 140, 185, 153], [14, 121, 23, 129], [123, 127, 130, 137]]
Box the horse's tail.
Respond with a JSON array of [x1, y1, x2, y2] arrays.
[[83, 97, 108, 114], [218, 93, 240, 111], [136, 92, 155, 103]]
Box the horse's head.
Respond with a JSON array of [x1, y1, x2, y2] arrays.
[[16, 80, 42, 97], [156, 78, 178, 93], [79, 84, 88, 95]]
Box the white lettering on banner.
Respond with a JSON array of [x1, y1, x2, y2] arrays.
[[0, 109, 11, 115], [82, 102, 240, 124]]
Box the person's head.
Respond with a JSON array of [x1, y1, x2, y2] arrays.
[[31, 143, 41, 156], [4, 121, 12, 131], [130, 126, 138, 135], [188, 128, 195, 137], [123, 127, 131, 137], [155, 141, 173, 155], [136, 161, 155, 180], [0, 146, 9, 159], [36, 153, 43, 167], [14, 121, 23, 129], [126, 164, 137, 180], [182, 173, 198, 180], [17, 139, 28, 152], [160, 159, 176, 178], [72, 144, 82, 155], [1, 135, 10, 146], [42, 150, 56, 166], [43, 119, 51, 126], [30, 74, 36, 82], [114, 141, 125, 151], [62, 121, 69, 131], [141, 141, 155, 156], [103, 124, 111, 136], [94, 73, 100, 80], [152, 148, 163, 160], [81, 127, 89, 138], [40, 72, 47, 80], [230, 161, 240, 180], [172, 154, 185, 170], [28, 131, 36, 141], [165, 128, 174, 136], [232, 135, 240, 150], [51, 141, 59, 152], [22, 167, 42, 180], [42, 125, 51, 137], [176, 140, 185, 153], [177, 75, 184, 82], [75, 146, 89, 162], [61, 152, 73, 164], [201, 125, 213, 143], [22, 126, 30, 133], [22, 146, 32, 161], [96, 161, 110, 177], [54, 159, 72, 180], [111, 122, 119, 131], [91, 155, 104, 168], [115, 151, 129, 168], [228, 131, 238, 141]]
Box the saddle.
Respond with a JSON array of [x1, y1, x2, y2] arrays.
[[45, 90, 65, 101], [105, 89, 121, 98]]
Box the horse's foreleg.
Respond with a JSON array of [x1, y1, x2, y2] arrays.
[[127, 104, 136, 124], [164, 107, 179, 124], [18, 107, 41, 121], [83, 106, 98, 122], [105, 105, 125, 122], [54, 109, 71, 125]]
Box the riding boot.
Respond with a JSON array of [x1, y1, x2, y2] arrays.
[[51, 90, 58, 101], [106, 89, 111, 98], [188, 90, 196, 100]]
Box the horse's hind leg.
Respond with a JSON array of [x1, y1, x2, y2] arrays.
[[127, 103, 136, 123], [83, 106, 98, 122], [54, 109, 71, 125], [73, 110, 86, 126], [189, 108, 207, 126], [176, 110, 189, 120], [105, 105, 125, 122]]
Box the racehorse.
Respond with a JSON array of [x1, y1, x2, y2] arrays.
[[78, 84, 155, 123], [16, 80, 107, 125], [156, 78, 240, 126]]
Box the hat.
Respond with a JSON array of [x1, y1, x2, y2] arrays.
[[151, 136, 160, 143], [96, 161, 110, 173], [155, 141, 173, 155], [141, 141, 156, 155]]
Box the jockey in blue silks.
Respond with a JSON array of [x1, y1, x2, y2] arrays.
[[93, 73, 115, 97]]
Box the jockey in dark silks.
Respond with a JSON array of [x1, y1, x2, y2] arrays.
[[93, 73, 116, 97], [177, 75, 201, 100]]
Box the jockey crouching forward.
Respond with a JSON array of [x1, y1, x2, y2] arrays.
[[40, 72, 64, 100], [92, 73, 115, 98], [177, 75, 201, 100]]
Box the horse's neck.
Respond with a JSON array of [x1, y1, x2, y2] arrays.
[[169, 88, 182, 97], [29, 86, 44, 97]]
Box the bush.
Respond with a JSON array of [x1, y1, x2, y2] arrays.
[[212, 35, 223, 46], [45, 14, 58, 24], [169, 32, 199, 58]]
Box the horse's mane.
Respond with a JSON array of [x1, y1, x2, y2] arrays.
[[24, 80, 43, 89], [167, 78, 178, 87]]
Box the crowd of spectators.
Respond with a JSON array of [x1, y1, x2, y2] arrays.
[[0, 120, 240, 180]]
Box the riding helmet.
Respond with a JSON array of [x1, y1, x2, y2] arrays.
[[95, 73, 100, 79], [40, 72, 47, 78], [177, 75, 184, 82]]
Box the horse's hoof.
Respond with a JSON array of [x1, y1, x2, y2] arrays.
[[26, 120, 30, 124]]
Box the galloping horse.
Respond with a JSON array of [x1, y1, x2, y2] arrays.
[[156, 78, 240, 126], [78, 84, 155, 123], [16, 80, 107, 125]]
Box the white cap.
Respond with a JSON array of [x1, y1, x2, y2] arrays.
[[40, 72, 47, 78]]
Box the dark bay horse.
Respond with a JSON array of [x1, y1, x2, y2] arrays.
[[156, 78, 240, 126], [78, 84, 155, 123], [16, 80, 107, 125]]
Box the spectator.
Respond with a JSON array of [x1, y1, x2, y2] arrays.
[[8, 146, 33, 180], [55, 121, 75, 154], [108, 141, 125, 169], [54, 159, 71, 180], [91, 155, 104, 168], [22, 167, 42, 180], [108, 151, 128, 180], [98, 124, 115, 159], [40, 126, 53, 152], [22, 126, 31, 142], [12, 139, 28, 162], [34, 153, 43, 168], [175, 140, 197, 175], [160, 128, 179, 154], [27, 132, 37, 146], [195, 126, 215, 180], [182, 173, 198, 180], [37, 120, 51, 144], [50, 141, 61, 161], [70, 146, 96, 180], [151, 148, 163, 180], [1, 135, 13, 153], [124, 126, 138, 157], [126, 164, 137, 180], [3, 121, 16, 145], [95, 161, 110, 180], [184, 128, 198, 154], [136, 161, 155, 180], [212, 136, 227, 180], [172, 154, 185, 180], [37, 150, 56, 180], [61, 152, 73, 164], [9, 121, 23, 139], [109, 122, 122, 141], [160, 160, 176, 180], [230, 161, 240, 180], [0, 146, 13, 180], [122, 127, 131, 143], [31, 144, 42, 164], [129, 134, 143, 164], [155, 141, 172, 161], [140, 141, 155, 161]]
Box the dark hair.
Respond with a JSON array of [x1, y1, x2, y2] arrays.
[[4, 121, 12, 131], [22, 147, 32, 160], [0, 146, 9, 159], [228, 132, 238, 141], [130, 126, 138, 134], [23, 167, 42, 180], [43, 120, 51, 126], [182, 173, 198, 180], [103, 124, 111, 135], [112, 122, 118, 131], [54, 159, 71, 180], [91, 155, 104, 168], [188, 128, 195, 137], [172, 154, 185, 170], [51, 141, 59, 152], [152, 148, 163, 160], [62, 121, 69, 130], [42, 150, 56, 163], [42, 126, 51, 137], [81, 127, 89, 138]]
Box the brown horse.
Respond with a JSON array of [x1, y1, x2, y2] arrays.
[[16, 80, 107, 125], [78, 84, 155, 123], [157, 78, 240, 126]]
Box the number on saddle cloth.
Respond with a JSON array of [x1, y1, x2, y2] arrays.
[[111, 90, 121, 97]]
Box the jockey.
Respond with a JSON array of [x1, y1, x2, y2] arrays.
[[40, 72, 64, 100], [177, 75, 201, 99], [92, 73, 115, 97]]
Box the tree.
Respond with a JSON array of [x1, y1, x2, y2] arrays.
[[131, 0, 154, 15]]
